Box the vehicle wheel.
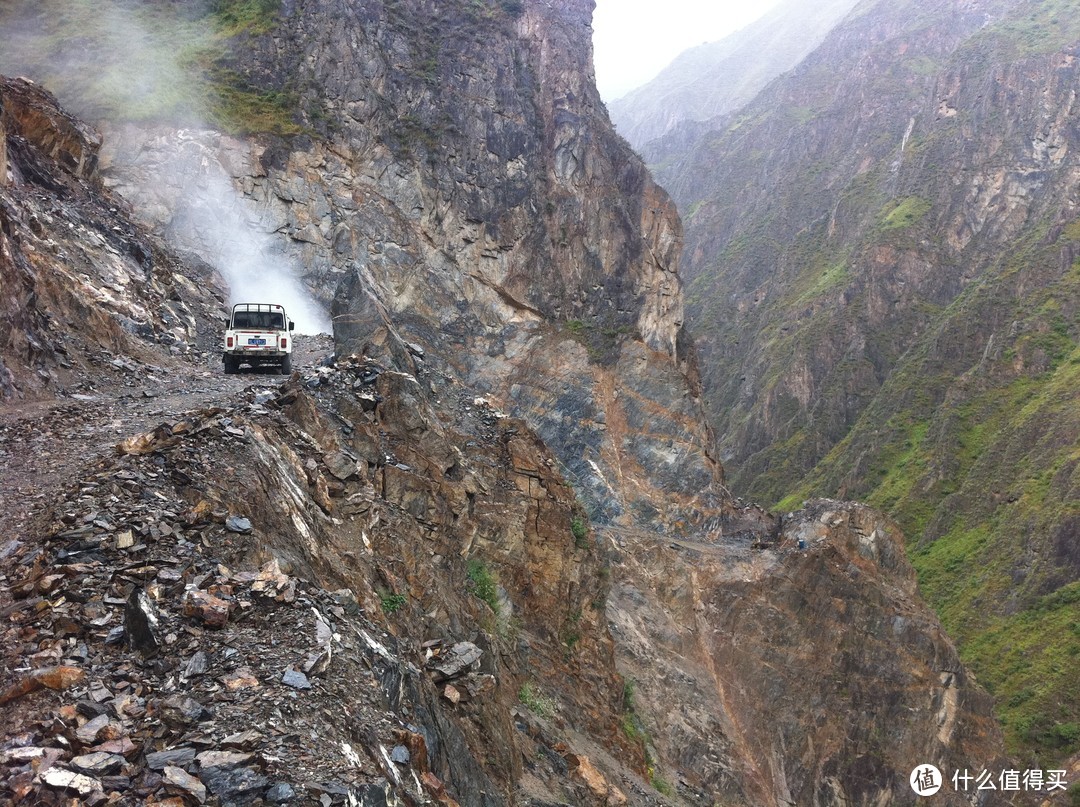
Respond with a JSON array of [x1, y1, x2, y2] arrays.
[[280, 355, 292, 375], [224, 356, 239, 375]]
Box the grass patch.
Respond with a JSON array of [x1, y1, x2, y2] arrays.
[[961, 584, 1080, 760], [880, 196, 932, 230], [620, 679, 650, 744], [518, 681, 556, 718], [467, 558, 500, 612], [379, 591, 407, 613], [208, 70, 304, 135], [794, 260, 851, 304], [0, 0, 300, 134], [967, 0, 1080, 57], [571, 516, 589, 548], [210, 0, 281, 36], [650, 773, 675, 797], [561, 608, 583, 654], [561, 317, 637, 364]]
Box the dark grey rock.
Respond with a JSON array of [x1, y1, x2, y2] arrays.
[[266, 782, 296, 803], [182, 650, 209, 680], [352, 783, 391, 806], [160, 695, 211, 727], [70, 752, 124, 775], [146, 747, 197, 770], [74, 714, 111, 745], [104, 625, 125, 645], [75, 699, 108, 719], [281, 669, 311, 690], [124, 588, 161, 655], [330, 589, 360, 615], [427, 641, 482, 682], [199, 765, 269, 806], [323, 450, 358, 481], [224, 516, 253, 534]]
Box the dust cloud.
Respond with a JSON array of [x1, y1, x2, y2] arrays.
[[0, 0, 332, 334]]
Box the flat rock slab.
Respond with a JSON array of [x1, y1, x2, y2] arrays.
[[281, 669, 312, 690], [146, 747, 197, 770], [200, 765, 270, 805], [163, 765, 206, 804], [427, 641, 482, 682], [70, 751, 125, 775], [225, 516, 253, 534], [42, 768, 102, 797]]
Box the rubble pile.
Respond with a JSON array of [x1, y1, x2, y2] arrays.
[[1, 353, 642, 806], [0, 391, 475, 805]]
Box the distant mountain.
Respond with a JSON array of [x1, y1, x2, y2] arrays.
[[607, 0, 860, 150], [650, 0, 1080, 761]]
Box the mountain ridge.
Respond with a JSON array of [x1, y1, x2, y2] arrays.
[[607, 0, 860, 150]]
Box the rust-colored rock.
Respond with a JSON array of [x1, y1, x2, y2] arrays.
[[610, 500, 1009, 806], [567, 753, 628, 806], [181, 588, 232, 628], [0, 665, 85, 705], [420, 772, 461, 807]]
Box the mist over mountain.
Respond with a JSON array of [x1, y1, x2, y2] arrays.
[[647, 0, 1080, 763], [607, 0, 860, 150]]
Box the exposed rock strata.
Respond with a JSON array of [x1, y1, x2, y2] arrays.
[[610, 501, 1012, 806], [0, 77, 224, 401], [97, 0, 729, 534]]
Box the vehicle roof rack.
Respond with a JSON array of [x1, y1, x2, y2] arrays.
[[232, 303, 285, 313]]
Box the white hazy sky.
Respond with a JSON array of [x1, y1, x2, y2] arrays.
[[592, 0, 784, 101]]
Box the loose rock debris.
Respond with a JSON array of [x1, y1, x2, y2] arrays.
[[0, 371, 506, 806]]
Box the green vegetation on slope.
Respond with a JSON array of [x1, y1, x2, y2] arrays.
[[880, 196, 931, 231], [966, 0, 1080, 58], [671, 0, 1080, 767], [776, 228, 1080, 760]]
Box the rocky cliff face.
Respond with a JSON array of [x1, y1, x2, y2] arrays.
[[1, 76, 644, 807], [0, 77, 223, 402], [610, 502, 1010, 806], [95, 0, 732, 535], [0, 0, 1027, 803], [650, 0, 1080, 761]]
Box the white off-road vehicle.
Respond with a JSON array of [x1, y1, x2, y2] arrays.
[[222, 303, 295, 375]]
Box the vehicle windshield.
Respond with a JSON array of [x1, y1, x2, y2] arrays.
[[232, 311, 284, 330]]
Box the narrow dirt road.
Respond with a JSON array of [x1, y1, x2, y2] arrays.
[[0, 336, 332, 565]]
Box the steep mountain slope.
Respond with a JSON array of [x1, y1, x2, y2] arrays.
[[652, 0, 1080, 761], [85, 0, 735, 536], [607, 0, 860, 150], [1, 78, 655, 807], [0, 77, 225, 402], [0, 1, 1028, 804]]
